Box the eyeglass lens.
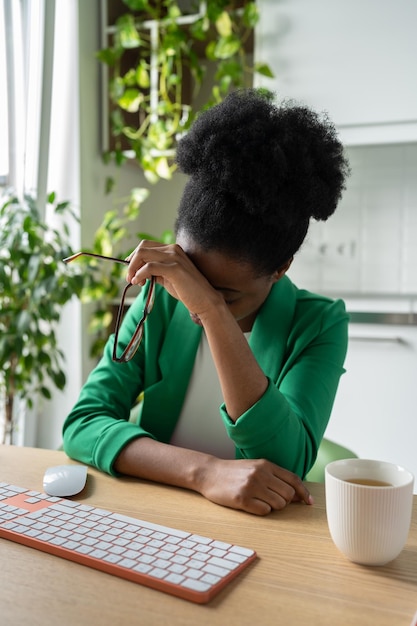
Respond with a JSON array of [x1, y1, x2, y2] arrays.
[[112, 276, 156, 363], [63, 250, 155, 363]]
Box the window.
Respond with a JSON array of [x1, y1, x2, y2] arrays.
[[0, 0, 49, 196], [0, 4, 8, 185]]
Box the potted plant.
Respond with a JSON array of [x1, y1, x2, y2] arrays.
[[0, 191, 88, 444]]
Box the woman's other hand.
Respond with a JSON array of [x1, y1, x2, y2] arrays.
[[198, 457, 313, 516]]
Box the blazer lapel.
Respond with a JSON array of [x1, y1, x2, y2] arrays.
[[249, 276, 297, 383]]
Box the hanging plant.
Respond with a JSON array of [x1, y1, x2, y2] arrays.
[[97, 0, 273, 186]]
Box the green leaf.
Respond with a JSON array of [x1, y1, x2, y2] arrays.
[[116, 14, 141, 49], [137, 229, 174, 244], [52, 369, 66, 390], [124, 187, 149, 218], [190, 16, 208, 41], [143, 168, 160, 185], [155, 157, 172, 180], [105, 176, 116, 195], [90, 336, 107, 360], [95, 48, 120, 66], [205, 40, 217, 62], [218, 74, 232, 93], [167, 3, 181, 20], [136, 63, 150, 88], [215, 11, 232, 37], [27, 254, 40, 283], [88, 309, 114, 333], [130, 187, 150, 206], [213, 35, 241, 60], [160, 229, 175, 244], [123, 68, 137, 87], [255, 62, 275, 79], [242, 2, 260, 28], [206, 1, 226, 23], [118, 88, 143, 112], [115, 149, 127, 167], [122, 0, 150, 10], [110, 77, 126, 102], [40, 387, 52, 400]]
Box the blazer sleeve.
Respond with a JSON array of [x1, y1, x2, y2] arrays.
[[62, 285, 157, 475], [220, 297, 349, 478], [62, 283, 201, 475]]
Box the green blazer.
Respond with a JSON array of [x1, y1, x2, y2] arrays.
[[63, 276, 348, 479]]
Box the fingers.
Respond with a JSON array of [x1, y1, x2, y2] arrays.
[[250, 467, 313, 514], [206, 459, 313, 515], [242, 461, 312, 512], [125, 240, 153, 284], [227, 479, 311, 517], [125, 240, 182, 284], [243, 498, 274, 517], [271, 467, 314, 506]]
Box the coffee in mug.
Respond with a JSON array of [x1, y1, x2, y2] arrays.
[[345, 478, 392, 487], [325, 458, 414, 566]]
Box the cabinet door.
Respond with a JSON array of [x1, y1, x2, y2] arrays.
[[324, 323, 417, 491], [255, 0, 417, 144]]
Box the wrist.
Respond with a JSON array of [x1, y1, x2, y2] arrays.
[[190, 453, 217, 495], [197, 297, 232, 330]]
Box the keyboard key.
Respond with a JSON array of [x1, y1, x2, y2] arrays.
[[182, 579, 211, 593]]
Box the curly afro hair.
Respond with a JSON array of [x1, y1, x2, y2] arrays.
[[175, 88, 350, 275]]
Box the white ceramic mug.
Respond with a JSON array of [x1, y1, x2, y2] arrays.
[[325, 458, 414, 566]]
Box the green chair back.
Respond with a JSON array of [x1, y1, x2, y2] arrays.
[[305, 438, 357, 483]]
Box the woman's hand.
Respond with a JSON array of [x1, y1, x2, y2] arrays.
[[197, 457, 313, 516], [125, 240, 222, 320]]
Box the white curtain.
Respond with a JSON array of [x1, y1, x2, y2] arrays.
[[2, 0, 82, 447]]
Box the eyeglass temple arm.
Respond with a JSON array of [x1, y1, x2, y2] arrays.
[[63, 252, 130, 265]]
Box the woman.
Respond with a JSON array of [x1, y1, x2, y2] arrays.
[[63, 89, 350, 516]]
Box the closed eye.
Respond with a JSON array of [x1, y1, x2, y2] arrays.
[[216, 291, 242, 305]]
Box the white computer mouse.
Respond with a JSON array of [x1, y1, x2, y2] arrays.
[[43, 464, 88, 497]]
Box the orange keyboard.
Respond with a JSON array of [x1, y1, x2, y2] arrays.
[[0, 482, 256, 604]]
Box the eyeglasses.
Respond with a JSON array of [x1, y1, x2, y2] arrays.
[[63, 251, 155, 363]]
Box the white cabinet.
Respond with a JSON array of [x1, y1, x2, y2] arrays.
[[255, 0, 417, 145], [287, 143, 417, 297], [324, 309, 417, 492]]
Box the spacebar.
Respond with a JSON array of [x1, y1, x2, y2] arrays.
[[111, 513, 191, 538]]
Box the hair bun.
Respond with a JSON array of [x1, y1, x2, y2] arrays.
[[176, 89, 349, 226]]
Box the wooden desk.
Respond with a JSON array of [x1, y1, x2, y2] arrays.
[[1, 445, 416, 626]]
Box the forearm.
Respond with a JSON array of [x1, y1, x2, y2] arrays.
[[200, 304, 268, 421], [114, 436, 312, 515], [113, 436, 214, 492]]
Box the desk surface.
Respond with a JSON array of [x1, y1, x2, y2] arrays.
[[1, 445, 416, 626]]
